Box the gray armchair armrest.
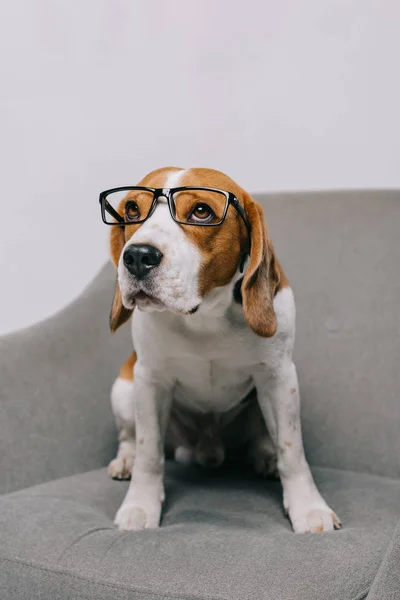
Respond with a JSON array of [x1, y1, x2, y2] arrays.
[[0, 263, 131, 495]]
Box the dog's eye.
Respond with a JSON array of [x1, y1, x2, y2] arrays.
[[125, 201, 141, 222], [188, 203, 214, 223]]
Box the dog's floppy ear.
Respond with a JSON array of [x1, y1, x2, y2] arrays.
[[109, 225, 133, 333], [241, 194, 281, 337], [110, 279, 133, 332]]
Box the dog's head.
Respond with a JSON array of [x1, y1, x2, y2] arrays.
[[109, 167, 283, 337]]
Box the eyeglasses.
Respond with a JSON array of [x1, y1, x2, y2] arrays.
[[99, 186, 251, 239]]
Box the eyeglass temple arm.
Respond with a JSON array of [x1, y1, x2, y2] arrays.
[[230, 196, 251, 273], [231, 196, 251, 239], [103, 197, 125, 223]]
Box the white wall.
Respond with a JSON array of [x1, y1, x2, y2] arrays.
[[1, 1, 399, 334]]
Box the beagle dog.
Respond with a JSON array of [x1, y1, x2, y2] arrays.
[[105, 167, 341, 534]]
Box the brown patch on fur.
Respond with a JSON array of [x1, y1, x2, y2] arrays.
[[119, 352, 137, 381], [109, 283, 133, 332], [109, 222, 133, 332], [108, 167, 182, 332], [241, 197, 281, 337], [109, 225, 125, 268], [173, 169, 248, 296], [290, 387, 297, 395], [285, 441, 292, 448], [314, 524, 324, 533], [234, 263, 288, 305], [139, 438, 144, 445], [167, 169, 290, 326]]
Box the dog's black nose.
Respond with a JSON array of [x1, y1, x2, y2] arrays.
[[123, 244, 163, 279]]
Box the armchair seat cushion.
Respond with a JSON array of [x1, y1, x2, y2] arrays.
[[1, 463, 399, 600]]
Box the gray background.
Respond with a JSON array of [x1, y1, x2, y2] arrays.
[[1, 0, 399, 334]]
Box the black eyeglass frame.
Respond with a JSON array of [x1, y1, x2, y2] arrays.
[[99, 186, 251, 240]]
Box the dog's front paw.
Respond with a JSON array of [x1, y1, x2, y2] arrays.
[[114, 482, 163, 531], [115, 502, 161, 531], [288, 504, 341, 533], [283, 475, 341, 533]]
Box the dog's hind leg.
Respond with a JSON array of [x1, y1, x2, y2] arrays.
[[108, 418, 136, 480], [108, 354, 137, 480], [244, 400, 279, 478], [247, 432, 279, 479], [174, 446, 196, 465]]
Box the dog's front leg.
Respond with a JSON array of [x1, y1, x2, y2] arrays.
[[253, 360, 341, 533], [114, 371, 173, 531]]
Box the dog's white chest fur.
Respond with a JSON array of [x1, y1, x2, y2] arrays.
[[172, 358, 253, 413], [132, 287, 292, 414], [134, 300, 257, 413]]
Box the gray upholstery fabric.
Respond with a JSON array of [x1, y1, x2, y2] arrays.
[[1, 464, 399, 600], [368, 521, 400, 600], [1, 190, 400, 598], [0, 263, 131, 495], [255, 190, 400, 478]]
